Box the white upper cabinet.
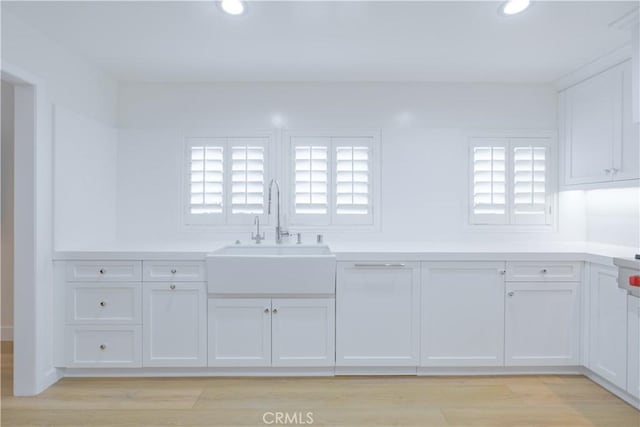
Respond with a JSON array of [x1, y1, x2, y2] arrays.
[[561, 60, 639, 187], [421, 262, 505, 367], [336, 262, 420, 367]]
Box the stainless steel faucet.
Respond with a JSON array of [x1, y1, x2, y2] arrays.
[[251, 216, 265, 244], [268, 179, 289, 244]]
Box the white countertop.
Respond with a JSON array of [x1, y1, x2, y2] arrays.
[[53, 241, 639, 265]]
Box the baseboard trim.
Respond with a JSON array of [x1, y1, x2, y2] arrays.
[[62, 367, 335, 377], [1, 326, 13, 341], [418, 366, 582, 376], [335, 366, 418, 376], [583, 368, 640, 410]]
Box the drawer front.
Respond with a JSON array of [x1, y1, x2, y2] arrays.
[[506, 262, 581, 282], [143, 261, 205, 282], [65, 326, 141, 368], [66, 284, 141, 324], [66, 261, 142, 282]]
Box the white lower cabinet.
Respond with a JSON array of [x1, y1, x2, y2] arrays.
[[208, 298, 335, 368], [505, 282, 579, 366], [421, 262, 505, 367], [143, 282, 207, 367], [272, 298, 335, 367], [336, 262, 420, 366], [627, 295, 640, 399], [66, 325, 142, 368], [589, 265, 628, 389]]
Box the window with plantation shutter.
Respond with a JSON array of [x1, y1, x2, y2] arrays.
[[470, 137, 552, 226], [231, 144, 265, 215], [512, 143, 549, 225], [184, 135, 270, 226], [188, 140, 224, 221], [472, 143, 507, 224], [288, 132, 378, 227], [294, 143, 329, 216]]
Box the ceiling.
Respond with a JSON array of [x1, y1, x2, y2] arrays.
[[3, 1, 637, 83]]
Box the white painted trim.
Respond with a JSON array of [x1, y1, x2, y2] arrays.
[[609, 7, 639, 31], [335, 367, 417, 376], [584, 368, 640, 410], [63, 367, 335, 377], [417, 366, 582, 376], [555, 45, 632, 91], [1, 327, 13, 341]]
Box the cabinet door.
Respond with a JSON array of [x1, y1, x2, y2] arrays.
[[614, 60, 640, 181], [563, 64, 622, 185], [208, 298, 271, 367], [627, 295, 640, 399], [589, 265, 628, 389], [505, 282, 579, 366], [143, 282, 207, 367], [271, 298, 335, 367], [421, 262, 505, 367], [336, 262, 420, 366]]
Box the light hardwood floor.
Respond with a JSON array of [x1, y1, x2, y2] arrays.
[[1, 342, 638, 426]]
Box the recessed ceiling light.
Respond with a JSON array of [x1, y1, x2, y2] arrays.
[[220, 0, 245, 16], [500, 0, 531, 16]]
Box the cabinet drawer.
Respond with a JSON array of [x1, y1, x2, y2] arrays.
[[66, 261, 142, 282], [65, 326, 141, 368], [143, 261, 205, 282], [66, 283, 141, 324], [506, 262, 581, 282]]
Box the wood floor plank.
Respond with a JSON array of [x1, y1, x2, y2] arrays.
[[1, 341, 638, 426]]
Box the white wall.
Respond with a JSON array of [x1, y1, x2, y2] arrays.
[[1, 10, 119, 394], [116, 82, 586, 248], [585, 187, 640, 249], [1, 80, 15, 340], [2, 11, 119, 250]]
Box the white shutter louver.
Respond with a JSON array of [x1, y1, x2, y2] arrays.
[[472, 146, 506, 222], [294, 146, 328, 215], [189, 145, 224, 215], [336, 146, 370, 215], [231, 145, 265, 214], [512, 145, 547, 224]]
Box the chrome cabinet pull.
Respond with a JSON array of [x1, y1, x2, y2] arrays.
[[170, 269, 177, 274], [272, 308, 278, 314], [499, 269, 506, 275], [353, 263, 406, 269], [264, 308, 269, 313], [507, 292, 515, 297], [541, 268, 548, 274], [99, 344, 106, 350], [170, 284, 176, 290], [99, 268, 106, 275], [99, 301, 107, 308]]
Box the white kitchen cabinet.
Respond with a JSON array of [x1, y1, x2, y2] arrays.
[[208, 297, 334, 368], [65, 325, 142, 368], [561, 60, 639, 186], [336, 262, 420, 367], [589, 265, 628, 389], [208, 298, 272, 367], [627, 295, 640, 399], [421, 262, 505, 367], [271, 298, 335, 367], [143, 282, 207, 367], [505, 282, 579, 366]]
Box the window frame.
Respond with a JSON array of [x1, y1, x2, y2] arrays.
[[283, 129, 381, 230], [182, 132, 274, 228], [468, 131, 557, 230]]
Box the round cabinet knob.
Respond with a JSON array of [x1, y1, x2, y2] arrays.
[[272, 308, 278, 314], [507, 292, 515, 297], [99, 344, 106, 351], [99, 301, 107, 308], [264, 308, 270, 313], [541, 269, 548, 274], [170, 284, 176, 290], [499, 270, 506, 275], [99, 269, 106, 275], [170, 269, 177, 274]]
